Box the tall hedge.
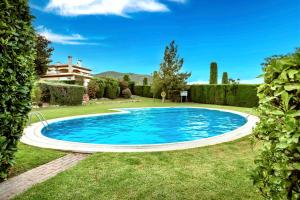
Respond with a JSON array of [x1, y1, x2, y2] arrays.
[[39, 82, 84, 105], [0, 0, 36, 180], [189, 84, 259, 107], [222, 72, 229, 84], [134, 85, 162, 99], [252, 49, 300, 199], [209, 62, 218, 84]]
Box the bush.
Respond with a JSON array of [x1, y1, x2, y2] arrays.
[[87, 79, 99, 99], [252, 49, 300, 199], [122, 88, 132, 98], [39, 82, 84, 105], [105, 78, 120, 99], [97, 78, 106, 98], [0, 0, 36, 180], [189, 84, 259, 107]]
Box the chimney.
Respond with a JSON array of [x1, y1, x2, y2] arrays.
[[77, 59, 82, 67], [68, 56, 73, 73]]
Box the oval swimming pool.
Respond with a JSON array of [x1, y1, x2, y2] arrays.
[[41, 107, 247, 145]]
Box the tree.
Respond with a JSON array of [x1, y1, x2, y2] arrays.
[[151, 71, 161, 99], [143, 77, 148, 86], [34, 34, 54, 77], [157, 41, 191, 100], [252, 49, 300, 199], [222, 72, 229, 84], [0, 0, 36, 180], [123, 74, 130, 82], [209, 62, 218, 84]]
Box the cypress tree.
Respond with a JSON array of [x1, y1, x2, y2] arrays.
[[209, 62, 218, 84], [143, 77, 148, 86], [222, 72, 229, 84], [123, 74, 130, 82]]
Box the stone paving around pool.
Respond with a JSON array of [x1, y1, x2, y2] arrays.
[[0, 153, 87, 200]]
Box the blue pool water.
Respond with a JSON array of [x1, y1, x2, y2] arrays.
[[42, 108, 247, 145]]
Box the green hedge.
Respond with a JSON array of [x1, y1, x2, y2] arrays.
[[134, 84, 258, 107], [134, 85, 163, 99], [134, 86, 153, 98], [39, 82, 84, 105], [0, 0, 36, 180], [189, 84, 259, 107]]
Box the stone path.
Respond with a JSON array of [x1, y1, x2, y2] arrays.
[[0, 153, 88, 200]]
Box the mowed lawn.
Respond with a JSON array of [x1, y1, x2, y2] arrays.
[[14, 97, 262, 200]]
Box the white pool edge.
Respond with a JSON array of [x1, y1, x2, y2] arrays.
[[21, 107, 259, 153]]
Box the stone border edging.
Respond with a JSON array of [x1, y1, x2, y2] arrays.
[[21, 107, 259, 153]]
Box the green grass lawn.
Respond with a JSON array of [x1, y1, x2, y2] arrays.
[[14, 97, 262, 199], [10, 144, 66, 178]]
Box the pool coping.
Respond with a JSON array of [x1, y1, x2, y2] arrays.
[[21, 107, 259, 153]]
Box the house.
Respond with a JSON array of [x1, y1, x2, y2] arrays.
[[41, 56, 92, 87]]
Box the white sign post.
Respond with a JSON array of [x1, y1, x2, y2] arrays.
[[180, 91, 188, 103]]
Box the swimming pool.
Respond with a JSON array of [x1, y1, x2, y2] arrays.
[[22, 107, 259, 152], [42, 107, 246, 145]]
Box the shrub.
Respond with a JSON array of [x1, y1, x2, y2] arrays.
[[96, 78, 106, 98], [122, 88, 132, 98], [0, 0, 36, 180], [105, 78, 120, 99], [209, 62, 218, 84], [252, 49, 300, 199], [87, 79, 99, 99], [189, 84, 259, 107], [39, 82, 84, 105]]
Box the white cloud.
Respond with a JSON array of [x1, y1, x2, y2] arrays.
[[44, 0, 184, 16], [36, 26, 93, 45]]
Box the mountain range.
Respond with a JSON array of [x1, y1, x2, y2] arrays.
[[94, 71, 152, 85]]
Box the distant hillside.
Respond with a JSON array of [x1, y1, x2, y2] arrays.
[[94, 71, 152, 85]]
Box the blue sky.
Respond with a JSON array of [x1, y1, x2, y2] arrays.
[[30, 0, 300, 83]]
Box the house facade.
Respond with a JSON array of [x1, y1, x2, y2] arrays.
[[41, 56, 92, 87]]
